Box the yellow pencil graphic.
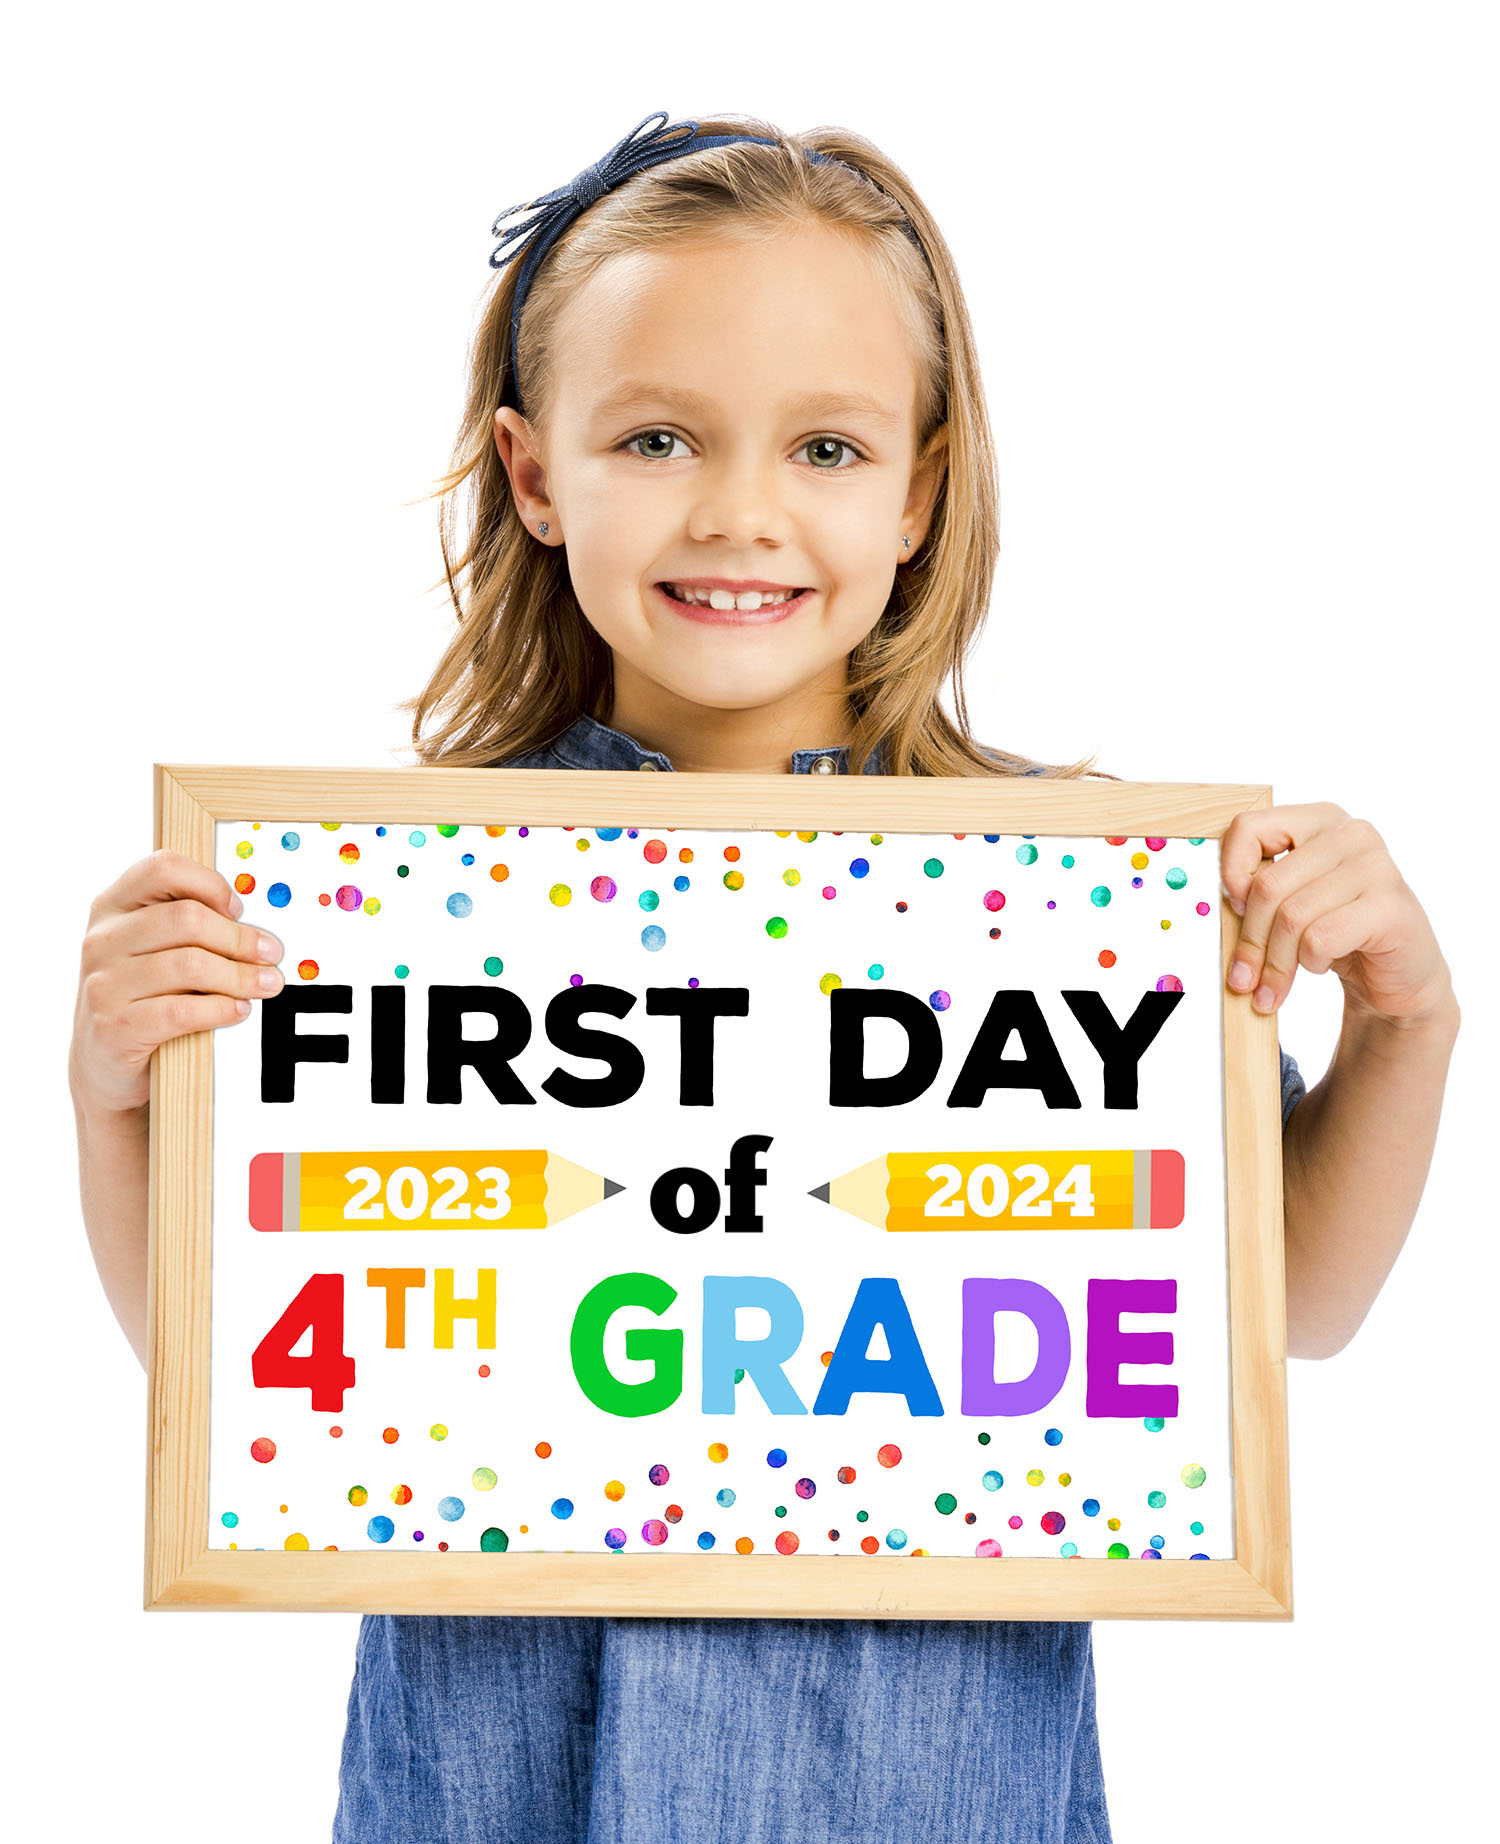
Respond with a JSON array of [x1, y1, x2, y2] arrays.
[[810, 1150, 1184, 1231], [248, 1150, 624, 1233]]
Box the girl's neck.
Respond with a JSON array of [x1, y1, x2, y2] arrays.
[[605, 667, 854, 774]]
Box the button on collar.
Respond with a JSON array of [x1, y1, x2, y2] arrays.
[[810, 754, 837, 774]]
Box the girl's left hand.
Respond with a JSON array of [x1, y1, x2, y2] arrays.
[[1220, 803, 1455, 1025]]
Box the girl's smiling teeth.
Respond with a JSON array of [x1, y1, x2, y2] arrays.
[[660, 581, 808, 610]]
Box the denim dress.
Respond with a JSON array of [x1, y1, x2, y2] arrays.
[[334, 713, 1308, 1844]]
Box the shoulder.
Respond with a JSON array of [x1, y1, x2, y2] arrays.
[[492, 745, 566, 769], [975, 744, 1050, 777]]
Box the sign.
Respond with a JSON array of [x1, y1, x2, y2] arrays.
[[147, 766, 1291, 1619]]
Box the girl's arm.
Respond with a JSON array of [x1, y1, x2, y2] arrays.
[[1280, 998, 1459, 1357], [70, 851, 285, 1372], [1220, 803, 1460, 1359]]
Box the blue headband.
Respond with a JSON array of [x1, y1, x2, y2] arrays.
[[488, 109, 923, 415]]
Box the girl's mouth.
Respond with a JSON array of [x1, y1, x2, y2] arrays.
[[653, 582, 814, 625]]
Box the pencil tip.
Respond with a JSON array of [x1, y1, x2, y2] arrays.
[[808, 1183, 829, 1204], [603, 1178, 625, 1199]]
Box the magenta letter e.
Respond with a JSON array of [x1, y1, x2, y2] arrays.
[[1085, 1278, 1179, 1418]]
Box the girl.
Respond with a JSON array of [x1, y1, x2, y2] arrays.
[[70, 110, 1459, 1844]]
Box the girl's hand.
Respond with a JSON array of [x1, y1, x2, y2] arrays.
[[1220, 803, 1456, 1026], [70, 848, 285, 1118]]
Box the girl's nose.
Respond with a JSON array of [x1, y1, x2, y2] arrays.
[[686, 458, 791, 549]]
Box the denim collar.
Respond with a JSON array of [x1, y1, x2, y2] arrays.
[[548, 712, 889, 775]]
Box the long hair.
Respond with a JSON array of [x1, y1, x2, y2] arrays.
[[404, 113, 1114, 781]]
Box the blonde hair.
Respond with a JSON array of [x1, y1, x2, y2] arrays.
[[404, 113, 1114, 782]]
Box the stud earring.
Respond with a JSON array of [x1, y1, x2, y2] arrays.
[[539, 521, 549, 536], [900, 534, 911, 550]]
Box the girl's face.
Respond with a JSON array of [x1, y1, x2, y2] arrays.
[[495, 223, 946, 742]]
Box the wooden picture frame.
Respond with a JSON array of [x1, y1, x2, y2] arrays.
[[147, 764, 1291, 1620]]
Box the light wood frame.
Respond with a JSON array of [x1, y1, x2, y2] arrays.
[[148, 764, 1291, 1620]]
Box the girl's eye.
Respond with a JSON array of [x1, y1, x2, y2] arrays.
[[623, 429, 690, 461], [802, 436, 864, 470]]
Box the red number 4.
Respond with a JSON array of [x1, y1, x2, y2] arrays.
[[251, 1273, 357, 1411]]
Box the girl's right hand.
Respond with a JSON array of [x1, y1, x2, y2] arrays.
[[70, 848, 285, 1118]]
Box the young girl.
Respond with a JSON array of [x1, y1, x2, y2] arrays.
[[70, 110, 1459, 1844]]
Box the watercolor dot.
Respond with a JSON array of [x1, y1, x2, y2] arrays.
[[1058, 1472, 1071, 1486], [674, 875, 690, 891], [250, 1437, 276, 1464], [472, 1468, 496, 1490], [438, 1498, 464, 1521], [923, 858, 944, 878], [480, 1528, 510, 1552], [643, 840, 667, 864], [982, 889, 1006, 913], [590, 876, 617, 903], [782, 869, 801, 887], [234, 872, 255, 895], [1090, 886, 1112, 908], [266, 882, 291, 907], [1041, 1511, 1066, 1536], [595, 827, 621, 842], [716, 1488, 737, 1509], [929, 989, 951, 1011], [483, 956, 504, 977], [819, 972, 842, 994], [795, 1478, 816, 1499], [281, 1532, 309, 1550], [546, 884, 570, 908], [367, 1517, 395, 1544], [708, 1443, 729, 1463], [766, 916, 788, 938], [381, 1427, 399, 1445], [638, 889, 660, 912], [1181, 1463, 1206, 1488], [1166, 867, 1187, 890], [642, 1520, 669, 1546], [1144, 1416, 1165, 1432], [235, 841, 253, 860], [982, 1471, 1003, 1492], [391, 1484, 413, 1506], [641, 925, 667, 951], [221, 1511, 239, 1527], [1061, 1542, 1079, 1557], [724, 871, 744, 891], [1061, 854, 1075, 869], [429, 1424, 448, 1442], [490, 863, 510, 884], [1044, 1428, 1063, 1446], [1026, 1469, 1044, 1486], [976, 1539, 1004, 1558], [775, 1532, 800, 1555], [1082, 1498, 1100, 1516], [1190, 1521, 1204, 1536], [1107, 1518, 1121, 1531], [885, 1529, 908, 1551], [534, 1440, 550, 1456], [1008, 1515, 1024, 1530], [767, 1448, 788, 1469], [604, 1480, 625, 1502], [1107, 1542, 1130, 1559], [348, 1486, 367, 1506], [281, 832, 300, 850], [850, 858, 870, 878], [935, 1493, 957, 1515], [1197, 900, 1211, 915], [1015, 844, 1038, 866], [867, 963, 884, 980], [821, 885, 837, 900], [877, 1444, 902, 1468], [297, 959, 320, 980]]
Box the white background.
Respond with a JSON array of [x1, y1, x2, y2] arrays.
[[6, 3, 1493, 1839]]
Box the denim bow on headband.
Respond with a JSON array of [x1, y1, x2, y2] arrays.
[[488, 109, 921, 414], [489, 111, 786, 412]]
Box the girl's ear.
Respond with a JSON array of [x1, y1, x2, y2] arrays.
[[493, 408, 560, 544], [901, 423, 950, 556]]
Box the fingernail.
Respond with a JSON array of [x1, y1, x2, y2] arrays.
[[1227, 894, 1245, 916], [235, 999, 251, 1019], [1228, 960, 1254, 991], [230, 894, 244, 918], [1253, 984, 1276, 1011], [257, 934, 280, 961], [258, 966, 283, 992]]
